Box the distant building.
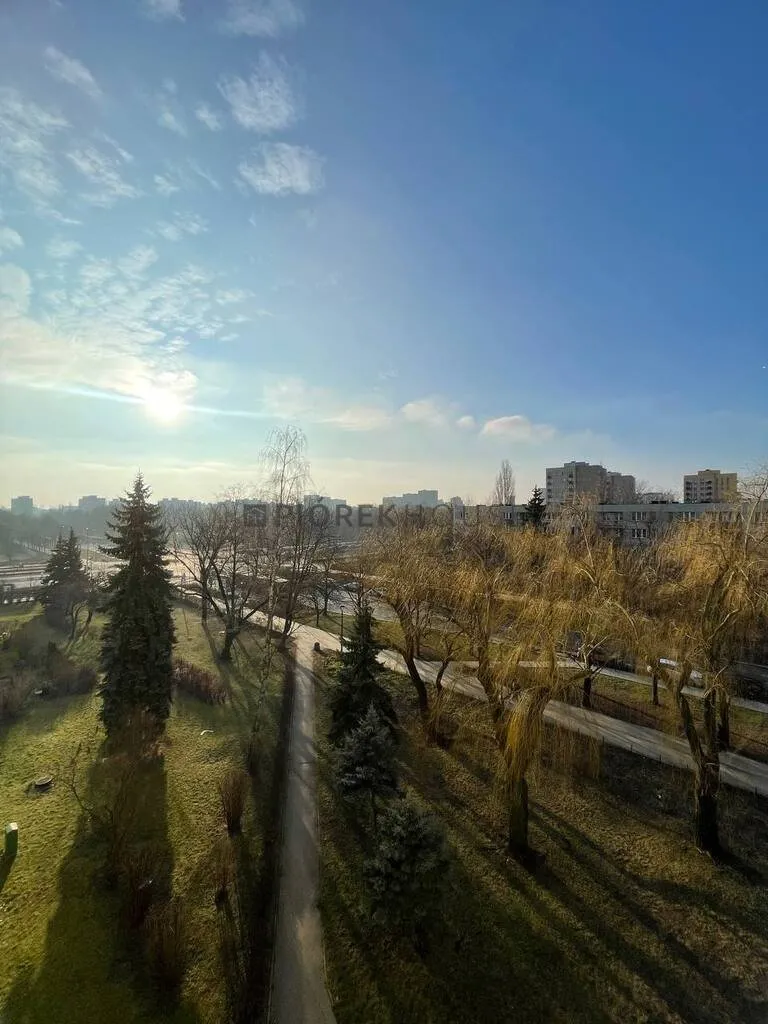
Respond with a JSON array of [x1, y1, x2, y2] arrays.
[[545, 462, 635, 505], [569, 500, 745, 545], [683, 469, 737, 504], [78, 494, 107, 512], [303, 494, 347, 513], [381, 489, 440, 509], [11, 495, 34, 515]]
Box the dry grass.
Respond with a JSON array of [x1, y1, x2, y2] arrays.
[[0, 603, 286, 1024], [315, 660, 768, 1024]]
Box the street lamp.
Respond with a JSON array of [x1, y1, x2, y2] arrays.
[[340, 608, 344, 652]]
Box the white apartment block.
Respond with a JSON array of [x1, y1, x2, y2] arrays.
[[683, 469, 737, 504], [545, 462, 636, 505]]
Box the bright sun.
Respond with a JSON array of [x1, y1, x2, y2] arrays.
[[141, 385, 185, 423]]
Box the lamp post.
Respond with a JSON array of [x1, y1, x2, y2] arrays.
[[340, 608, 344, 652]]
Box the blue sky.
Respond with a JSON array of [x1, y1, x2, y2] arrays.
[[1, 0, 766, 506]]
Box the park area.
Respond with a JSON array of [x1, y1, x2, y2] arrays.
[[0, 601, 288, 1024], [314, 651, 768, 1024]]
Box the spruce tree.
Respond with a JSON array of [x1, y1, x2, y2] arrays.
[[336, 706, 399, 829], [40, 528, 89, 634], [100, 475, 176, 736], [521, 486, 547, 530], [329, 604, 398, 744]]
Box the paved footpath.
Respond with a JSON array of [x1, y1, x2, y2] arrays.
[[270, 632, 338, 1024]]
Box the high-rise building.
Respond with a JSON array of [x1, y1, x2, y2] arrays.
[[10, 495, 34, 515], [545, 462, 635, 505], [381, 489, 440, 508], [78, 494, 107, 512], [683, 469, 738, 504]]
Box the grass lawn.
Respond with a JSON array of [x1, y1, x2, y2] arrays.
[[0, 602, 286, 1024], [315, 656, 768, 1024]]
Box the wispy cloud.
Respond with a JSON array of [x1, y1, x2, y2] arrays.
[[0, 263, 32, 317], [456, 414, 476, 430], [95, 131, 134, 163], [481, 415, 555, 441], [142, 0, 183, 20], [238, 142, 324, 196], [66, 144, 142, 205], [155, 212, 208, 241], [43, 46, 102, 100], [216, 288, 252, 304], [221, 0, 304, 37], [118, 245, 159, 277], [0, 226, 23, 256], [46, 237, 82, 260], [0, 88, 67, 207], [218, 53, 298, 133], [195, 103, 223, 131], [154, 173, 181, 196], [153, 79, 187, 135], [400, 396, 452, 428]]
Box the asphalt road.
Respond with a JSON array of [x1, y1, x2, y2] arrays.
[[270, 632, 338, 1024]]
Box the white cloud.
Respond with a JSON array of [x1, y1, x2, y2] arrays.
[[154, 173, 181, 196], [156, 212, 208, 241], [46, 236, 82, 260], [481, 415, 555, 441], [325, 405, 393, 431], [95, 131, 134, 163], [238, 142, 324, 196], [188, 159, 221, 190], [195, 103, 223, 131], [456, 414, 476, 430], [66, 145, 142, 205], [43, 46, 102, 100], [0, 263, 32, 317], [216, 288, 252, 304], [221, 0, 304, 36], [0, 88, 67, 206], [142, 0, 183, 20], [400, 396, 450, 428], [0, 226, 23, 256], [157, 105, 187, 136], [218, 53, 298, 133], [118, 245, 159, 277]]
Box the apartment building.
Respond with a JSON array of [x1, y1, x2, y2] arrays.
[[545, 462, 636, 505], [593, 501, 741, 544], [10, 495, 34, 515], [683, 469, 737, 503], [381, 489, 440, 508]]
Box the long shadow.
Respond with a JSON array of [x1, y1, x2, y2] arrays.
[[534, 804, 758, 1023], [0, 851, 15, 894], [3, 744, 199, 1024]]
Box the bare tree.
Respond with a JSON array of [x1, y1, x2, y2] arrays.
[[490, 459, 516, 506], [308, 537, 344, 626], [170, 503, 225, 624]]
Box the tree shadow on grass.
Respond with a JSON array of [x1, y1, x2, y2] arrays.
[[3, 747, 200, 1024], [0, 851, 15, 894], [533, 803, 761, 1024]]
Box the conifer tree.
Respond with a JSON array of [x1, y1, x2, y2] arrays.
[[329, 604, 398, 744], [336, 706, 399, 829], [40, 528, 89, 635], [521, 486, 547, 530], [100, 475, 176, 736]]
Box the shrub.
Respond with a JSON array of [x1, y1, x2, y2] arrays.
[[364, 796, 449, 944], [219, 769, 248, 834], [173, 657, 227, 705], [0, 669, 37, 721], [122, 846, 158, 929], [44, 645, 97, 696], [145, 899, 187, 992]]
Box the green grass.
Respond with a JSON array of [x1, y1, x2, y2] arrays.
[[0, 604, 286, 1024], [315, 656, 768, 1024]]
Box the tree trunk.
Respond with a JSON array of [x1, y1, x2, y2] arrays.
[[652, 673, 659, 706], [403, 652, 430, 723], [221, 626, 237, 661], [508, 777, 529, 857], [435, 660, 449, 693], [693, 761, 721, 855], [323, 591, 329, 615], [582, 674, 593, 709]]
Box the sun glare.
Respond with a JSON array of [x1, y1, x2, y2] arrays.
[[141, 386, 185, 424]]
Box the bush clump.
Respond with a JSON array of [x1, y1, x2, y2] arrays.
[[173, 657, 227, 705], [0, 669, 37, 721], [145, 899, 187, 992], [219, 768, 248, 835]]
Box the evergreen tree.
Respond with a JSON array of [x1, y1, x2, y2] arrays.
[[40, 528, 89, 635], [364, 796, 449, 943], [521, 486, 547, 530], [329, 604, 398, 744], [100, 475, 176, 736], [336, 706, 399, 829]]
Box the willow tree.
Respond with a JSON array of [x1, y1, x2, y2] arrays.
[[648, 504, 768, 855], [369, 515, 451, 724]]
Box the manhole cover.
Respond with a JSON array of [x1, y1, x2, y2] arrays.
[[34, 776, 53, 791]]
